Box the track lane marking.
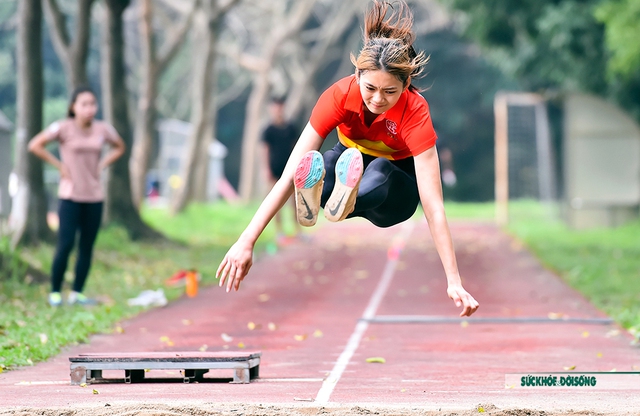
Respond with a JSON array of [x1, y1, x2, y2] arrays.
[[314, 221, 414, 403]]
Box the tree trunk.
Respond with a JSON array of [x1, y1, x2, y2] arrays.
[[42, 0, 95, 92], [101, 0, 162, 240], [169, 2, 219, 214], [130, 0, 196, 208], [237, 70, 269, 201], [237, 1, 317, 201], [11, 0, 54, 247], [130, 0, 157, 207]]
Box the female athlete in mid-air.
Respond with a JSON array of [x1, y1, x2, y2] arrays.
[[217, 0, 479, 317]]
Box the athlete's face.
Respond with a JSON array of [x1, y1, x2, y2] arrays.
[[358, 70, 407, 115]]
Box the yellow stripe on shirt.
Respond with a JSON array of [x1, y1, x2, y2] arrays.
[[337, 129, 398, 160]]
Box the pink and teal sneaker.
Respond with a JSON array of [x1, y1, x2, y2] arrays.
[[324, 148, 363, 222], [294, 150, 326, 227]]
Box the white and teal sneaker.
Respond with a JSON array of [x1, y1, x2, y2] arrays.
[[67, 291, 98, 306], [48, 292, 62, 307]]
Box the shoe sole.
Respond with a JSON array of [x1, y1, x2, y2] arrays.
[[324, 148, 363, 222], [294, 150, 325, 227]]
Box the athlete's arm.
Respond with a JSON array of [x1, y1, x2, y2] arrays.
[[413, 146, 479, 317], [217, 122, 324, 292]]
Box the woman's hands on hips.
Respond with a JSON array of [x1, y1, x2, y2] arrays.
[[216, 239, 254, 292]]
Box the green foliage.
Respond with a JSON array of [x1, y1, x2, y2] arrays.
[[43, 97, 69, 127], [0, 238, 26, 282], [141, 201, 273, 247], [443, 201, 495, 220], [447, 0, 608, 92], [507, 201, 640, 332], [595, 0, 640, 79], [0, 202, 266, 369], [418, 30, 517, 201]]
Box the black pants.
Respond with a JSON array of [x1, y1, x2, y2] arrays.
[[51, 199, 103, 293], [321, 143, 420, 228]]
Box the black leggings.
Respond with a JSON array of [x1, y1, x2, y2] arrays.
[[321, 143, 420, 228], [51, 199, 103, 293]]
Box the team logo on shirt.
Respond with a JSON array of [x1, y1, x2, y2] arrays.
[[386, 120, 398, 135]]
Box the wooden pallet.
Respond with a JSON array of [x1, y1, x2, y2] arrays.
[[69, 351, 261, 385]]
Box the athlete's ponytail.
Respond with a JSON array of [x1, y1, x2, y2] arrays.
[[351, 1, 429, 92]]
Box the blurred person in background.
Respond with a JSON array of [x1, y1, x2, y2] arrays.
[[261, 96, 303, 245], [29, 86, 125, 307]]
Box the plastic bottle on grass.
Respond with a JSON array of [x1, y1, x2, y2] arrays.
[[186, 271, 199, 297]]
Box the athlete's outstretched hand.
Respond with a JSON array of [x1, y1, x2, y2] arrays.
[[217, 240, 254, 292], [447, 284, 479, 317]]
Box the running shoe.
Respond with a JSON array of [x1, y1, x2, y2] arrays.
[[67, 291, 98, 306], [294, 150, 325, 227], [48, 292, 62, 307], [324, 148, 363, 222]]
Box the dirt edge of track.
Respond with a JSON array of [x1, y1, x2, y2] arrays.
[[0, 402, 624, 416]]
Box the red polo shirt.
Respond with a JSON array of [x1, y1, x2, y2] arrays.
[[310, 75, 437, 160]]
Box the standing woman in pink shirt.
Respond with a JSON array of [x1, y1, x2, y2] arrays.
[[29, 86, 125, 306]]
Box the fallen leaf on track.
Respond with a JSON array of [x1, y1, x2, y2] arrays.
[[313, 330, 323, 338], [237, 342, 245, 349], [92, 389, 99, 394], [268, 322, 277, 331], [563, 365, 576, 371], [294, 334, 307, 341], [547, 312, 564, 320], [221, 333, 233, 342], [258, 293, 270, 302], [366, 357, 386, 364], [160, 336, 174, 346], [582, 331, 590, 338], [199, 344, 208, 352], [355, 270, 368, 280]]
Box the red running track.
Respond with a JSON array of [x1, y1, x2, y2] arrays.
[[1, 219, 639, 413]]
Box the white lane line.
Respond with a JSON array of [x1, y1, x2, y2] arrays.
[[255, 378, 324, 383], [15, 381, 69, 386], [314, 222, 414, 404]]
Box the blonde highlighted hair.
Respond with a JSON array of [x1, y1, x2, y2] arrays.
[[351, 1, 429, 92]]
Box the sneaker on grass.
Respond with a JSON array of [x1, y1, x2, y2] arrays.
[[67, 291, 99, 306], [48, 292, 62, 307]]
